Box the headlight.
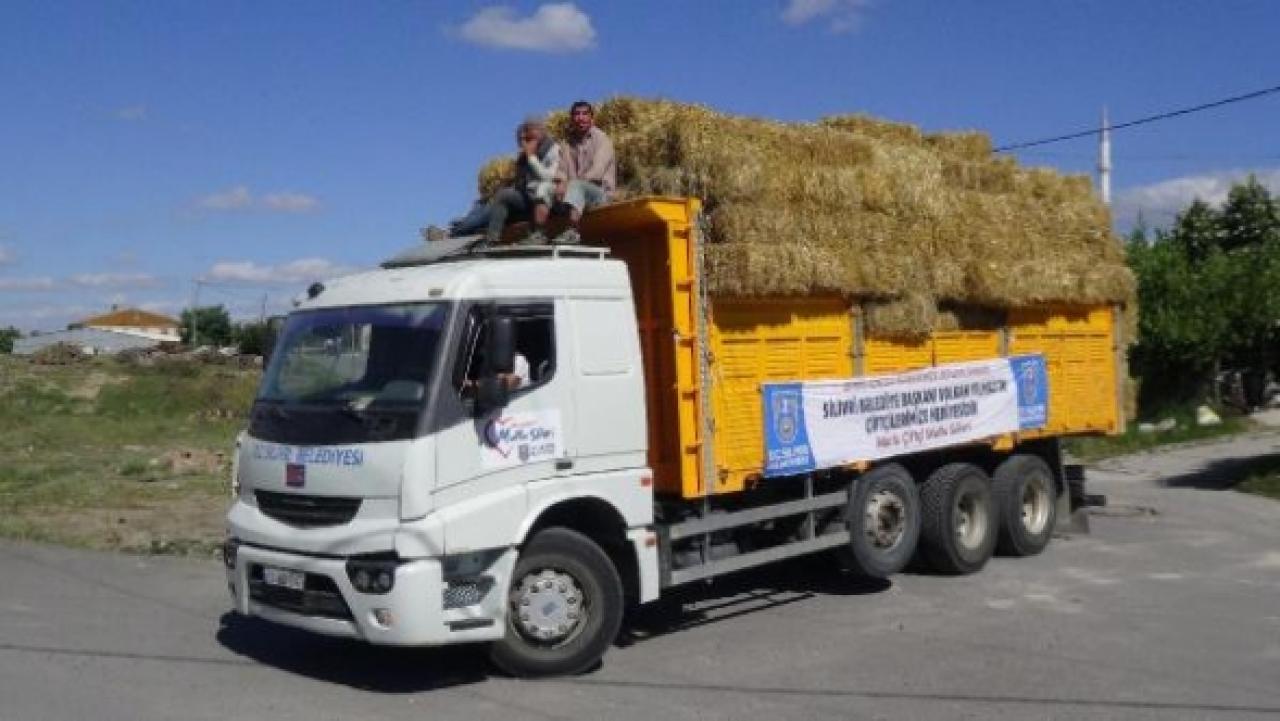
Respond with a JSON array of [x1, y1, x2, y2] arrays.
[[346, 554, 400, 595], [221, 538, 240, 569]]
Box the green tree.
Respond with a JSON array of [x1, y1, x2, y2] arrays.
[[232, 320, 274, 356], [1128, 237, 1229, 410], [1168, 199, 1219, 262], [1128, 177, 1280, 414], [1218, 175, 1279, 252], [0, 326, 21, 354], [180, 305, 232, 347]]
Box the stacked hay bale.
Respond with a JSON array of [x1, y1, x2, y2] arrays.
[[476, 97, 1134, 336]]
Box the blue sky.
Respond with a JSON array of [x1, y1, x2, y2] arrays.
[[2, 0, 1278, 332]]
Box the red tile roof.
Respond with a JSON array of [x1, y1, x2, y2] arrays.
[[78, 308, 180, 329]]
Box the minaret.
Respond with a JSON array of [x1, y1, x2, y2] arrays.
[[1098, 106, 1112, 205]]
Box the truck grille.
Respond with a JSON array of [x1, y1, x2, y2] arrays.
[[255, 490, 361, 528], [247, 565, 353, 620]]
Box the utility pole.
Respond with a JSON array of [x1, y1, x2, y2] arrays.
[[259, 294, 268, 324], [190, 279, 203, 347], [1097, 106, 1112, 206]]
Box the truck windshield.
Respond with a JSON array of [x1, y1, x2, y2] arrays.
[[250, 303, 449, 444]]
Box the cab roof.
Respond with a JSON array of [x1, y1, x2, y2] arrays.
[[295, 247, 632, 310]]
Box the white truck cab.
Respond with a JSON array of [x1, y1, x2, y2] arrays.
[[225, 247, 660, 676]]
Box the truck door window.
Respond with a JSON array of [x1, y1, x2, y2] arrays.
[[459, 305, 555, 396]]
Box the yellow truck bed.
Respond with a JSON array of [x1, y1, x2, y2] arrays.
[[582, 198, 1125, 499]]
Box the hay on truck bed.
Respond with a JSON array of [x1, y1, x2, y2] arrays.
[[474, 97, 1135, 337]]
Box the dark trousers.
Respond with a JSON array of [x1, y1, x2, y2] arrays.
[[449, 200, 490, 236], [485, 188, 544, 241]]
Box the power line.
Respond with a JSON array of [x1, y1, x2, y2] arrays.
[[995, 83, 1280, 152], [1017, 151, 1280, 162]]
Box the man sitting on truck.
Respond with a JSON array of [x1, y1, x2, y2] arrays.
[[483, 116, 561, 246], [552, 100, 616, 245]]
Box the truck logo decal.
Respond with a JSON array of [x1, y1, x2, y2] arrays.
[[1010, 355, 1049, 429], [285, 463, 306, 487], [481, 410, 564, 470], [772, 390, 801, 444]]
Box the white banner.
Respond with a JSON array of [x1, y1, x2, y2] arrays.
[[763, 355, 1048, 477]]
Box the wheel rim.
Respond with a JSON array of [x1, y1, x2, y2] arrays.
[[510, 567, 588, 646], [863, 489, 907, 550], [953, 485, 989, 551], [1021, 476, 1052, 535]]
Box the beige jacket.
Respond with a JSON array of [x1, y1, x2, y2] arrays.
[[559, 126, 616, 193]]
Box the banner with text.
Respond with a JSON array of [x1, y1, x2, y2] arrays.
[[763, 355, 1048, 477]]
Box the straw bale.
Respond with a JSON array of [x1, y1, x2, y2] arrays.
[[925, 132, 993, 160], [477, 155, 515, 198], [862, 294, 939, 339], [473, 97, 1135, 335], [934, 304, 1007, 332], [821, 114, 924, 146]]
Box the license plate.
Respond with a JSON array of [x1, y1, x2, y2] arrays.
[[262, 566, 305, 591]]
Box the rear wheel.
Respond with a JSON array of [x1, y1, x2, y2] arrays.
[[992, 454, 1057, 556], [841, 463, 921, 578], [918, 463, 996, 575], [489, 528, 623, 677]]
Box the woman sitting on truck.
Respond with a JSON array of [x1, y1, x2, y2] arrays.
[[482, 116, 561, 246]]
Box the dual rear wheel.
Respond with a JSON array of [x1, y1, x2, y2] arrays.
[[846, 455, 1057, 577]]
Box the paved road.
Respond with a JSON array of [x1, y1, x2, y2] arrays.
[[3, 433, 1280, 721]]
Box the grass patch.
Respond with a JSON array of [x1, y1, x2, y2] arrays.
[[0, 355, 258, 556], [1064, 407, 1251, 461], [1237, 457, 1280, 500]]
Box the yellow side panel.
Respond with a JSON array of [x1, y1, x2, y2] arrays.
[[709, 297, 853, 495], [934, 331, 1002, 364], [1009, 305, 1119, 437], [582, 198, 704, 498], [864, 336, 933, 374]]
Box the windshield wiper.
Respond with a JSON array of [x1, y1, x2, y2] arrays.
[[255, 401, 291, 421]]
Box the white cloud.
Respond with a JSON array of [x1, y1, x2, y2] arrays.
[[207, 257, 359, 285], [115, 105, 148, 121], [1113, 168, 1280, 228], [261, 192, 320, 213], [198, 185, 253, 210], [68, 272, 160, 289], [196, 185, 321, 213], [459, 3, 596, 52], [0, 303, 95, 326], [0, 276, 57, 292], [781, 0, 871, 33], [0, 244, 13, 266]]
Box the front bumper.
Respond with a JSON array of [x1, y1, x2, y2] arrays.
[[225, 542, 514, 646]]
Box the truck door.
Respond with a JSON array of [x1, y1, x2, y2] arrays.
[[432, 300, 574, 499]]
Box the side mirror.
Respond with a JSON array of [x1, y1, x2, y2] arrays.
[[473, 315, 515, 416], [487, 316, 516, 375], [475, 375, 510, 415]]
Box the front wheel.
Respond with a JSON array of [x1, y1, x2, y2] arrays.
[[489, 528, 623, 678]]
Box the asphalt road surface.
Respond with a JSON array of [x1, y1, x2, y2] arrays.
[[3, 432, 1280, 721]]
